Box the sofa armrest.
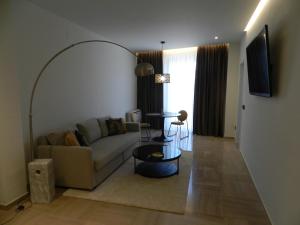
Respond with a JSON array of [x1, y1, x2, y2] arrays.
[[125, 122, 140, 132], [36, 145, 95, 189]]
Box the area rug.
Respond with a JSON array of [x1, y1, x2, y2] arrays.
[[63, 151, 192, 214]]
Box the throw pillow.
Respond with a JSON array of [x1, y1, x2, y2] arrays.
[[106, 118, 127, 136], [97, 116, 110, 137], [37, 136, 49, 146], [47, 132, 65, 145], [75, 130, 89, 146], [131, 112, 139, 123], [76, 118, 101, 144], [64, 131, 80, 146]]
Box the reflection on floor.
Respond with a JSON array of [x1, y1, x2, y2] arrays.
[[0, 131, 271, 225]]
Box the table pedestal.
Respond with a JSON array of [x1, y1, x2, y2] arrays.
[[152, 116, 172, 142], [152, 136, 172, 142]]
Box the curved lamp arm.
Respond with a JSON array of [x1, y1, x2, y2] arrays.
[[29, 39, 154, 161]]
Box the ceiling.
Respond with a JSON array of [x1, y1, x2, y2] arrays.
[[28, 0, 259, 51]]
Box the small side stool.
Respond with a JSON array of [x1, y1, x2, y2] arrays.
[[28, 159, 55, 203]]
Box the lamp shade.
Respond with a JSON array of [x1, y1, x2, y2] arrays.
[[155, 73, 170, 83], [135, 63, 155, 76]]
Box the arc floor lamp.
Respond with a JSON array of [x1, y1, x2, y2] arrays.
[[28, 40, 154, 161]]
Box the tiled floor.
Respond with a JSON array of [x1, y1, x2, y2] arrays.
[[0, 132, 271, 225]]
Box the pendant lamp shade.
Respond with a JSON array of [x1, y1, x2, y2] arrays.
[[154, 41, 171, 82], [135, 62, 154, 76], [155, 73, 170, 83]]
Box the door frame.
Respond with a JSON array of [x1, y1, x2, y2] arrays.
[[236, 61, 245, 148]]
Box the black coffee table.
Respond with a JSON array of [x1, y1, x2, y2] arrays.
[[132, 144, 181, 178]]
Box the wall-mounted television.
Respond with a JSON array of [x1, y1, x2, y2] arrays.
[[246, 25, 272, 97]]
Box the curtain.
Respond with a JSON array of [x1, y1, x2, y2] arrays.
[[163, 48, 197, 130], [137, 51, 163, 129], [193, 44, 228, 137]]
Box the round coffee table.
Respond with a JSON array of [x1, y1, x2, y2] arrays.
[[132, 144, 181, 178]]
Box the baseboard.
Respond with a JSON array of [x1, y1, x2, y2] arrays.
[[238, 146, 274, 225], [0, 192, 29, 210], [223, 136, 235, 140]]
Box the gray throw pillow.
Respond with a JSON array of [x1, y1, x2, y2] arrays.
[[131, 112, 139, 123], [76, 118, 101, 144], [97, 116, 110, 137]]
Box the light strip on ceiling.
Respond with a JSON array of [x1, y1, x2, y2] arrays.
[[244, 0, 269, 32], [163, 47, 197, 55]]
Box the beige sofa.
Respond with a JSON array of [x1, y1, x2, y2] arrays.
[[36, 117, 140, 190]]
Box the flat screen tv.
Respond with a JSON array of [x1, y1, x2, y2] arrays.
[[246, 25, 272, 97]]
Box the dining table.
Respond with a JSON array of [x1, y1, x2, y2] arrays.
[[145, 112, 180, 142]]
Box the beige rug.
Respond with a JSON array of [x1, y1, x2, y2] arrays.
[[63, 151, 192, 214]]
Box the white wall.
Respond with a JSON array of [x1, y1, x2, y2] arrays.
[[0, 0, 136, 206], [0, 2, 27, 205], [239, 0, 300, 224], [224, 43, 240, 137]]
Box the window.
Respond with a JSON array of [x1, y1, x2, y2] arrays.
[[163, 47, 197, 130]]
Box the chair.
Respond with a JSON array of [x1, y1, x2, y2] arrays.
[[167, 110, 189, 140], [126, 109, 151, 141]]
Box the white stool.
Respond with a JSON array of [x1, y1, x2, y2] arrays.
[[28, 159, 55, 203]]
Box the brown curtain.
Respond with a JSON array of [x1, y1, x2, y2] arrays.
[[137, 51, 163, 129], [193, 44, 228, 137]]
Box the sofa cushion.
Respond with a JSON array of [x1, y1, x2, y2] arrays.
[[97, 117, 110, 137], [125, 122, 140, 132], [37, 136, 49, 145], [106, 118, 127, 136], [47, 132, 65, 145], [91, 132, 139, 171], [126, 109, 142, 123], [131, 112, 139, 123], [76, 118, 101, 144]]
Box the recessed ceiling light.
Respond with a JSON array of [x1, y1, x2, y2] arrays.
[[244, 0, 269, 32], [214, 36, 219, 40]]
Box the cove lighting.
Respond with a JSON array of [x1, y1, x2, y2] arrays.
[[244, 0, 269, 32], [163, 47, 197, 54]]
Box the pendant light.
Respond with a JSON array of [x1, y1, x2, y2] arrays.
[[155, 41, 170, 83]]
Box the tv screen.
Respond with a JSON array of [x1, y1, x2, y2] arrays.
[[246, 25, 271, 97]]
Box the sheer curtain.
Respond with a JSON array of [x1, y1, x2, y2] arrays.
[[163, 47, 197, 131]]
